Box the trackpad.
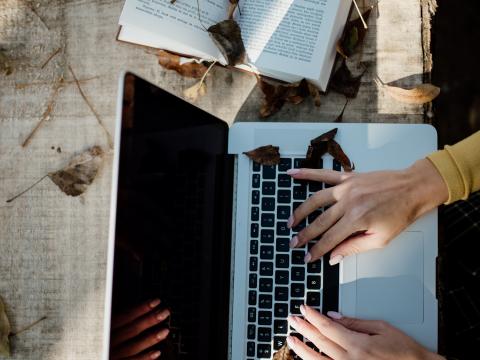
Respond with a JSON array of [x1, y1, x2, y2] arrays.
[[355, 231, 424, 324]]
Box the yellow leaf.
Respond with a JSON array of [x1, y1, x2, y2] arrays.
[[183, 81, 207, 102], [376, 80, 440, 104]]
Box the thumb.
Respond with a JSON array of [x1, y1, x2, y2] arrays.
[[329, 232, 384, 265], [326, 312, 389, 335]]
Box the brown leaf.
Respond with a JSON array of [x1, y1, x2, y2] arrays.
[[338, 8, 373, 58], [208, 20, 246, 66], [308, 82, 322, 107], [310, 128, 338, 145], [329, 60, 365, 98], [183, 80, 207, 102], [0, 50, 13, 76], [243, 145, 280, 165], [376, 80, 441, 104], [0, 296, 11, 357], [272, 343, 294, 360], [328, 139, 353, 172], [157, 50, 208, 78], [335, 99, 349, 123], [48, 146, 104, 196]]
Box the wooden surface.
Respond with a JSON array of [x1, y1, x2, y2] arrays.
[[0, 0, 432, 358]]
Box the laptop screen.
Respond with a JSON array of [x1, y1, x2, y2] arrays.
[[110, 74, 233, 359]]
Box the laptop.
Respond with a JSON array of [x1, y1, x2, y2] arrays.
[[102, 72, 438, 359]]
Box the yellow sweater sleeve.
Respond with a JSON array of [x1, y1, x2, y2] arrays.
[[427, 131, 480, 204]]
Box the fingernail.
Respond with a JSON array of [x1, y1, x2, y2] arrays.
[[290, 236, 298, 248], [286, 336, 295, 347], [329, 255, 343, 266], [157, 329, 169, 339], [327, 311, 343, 320], [287, 215, 294, 228], [149, 299, 161, 308], [300, 304, 306, 316], [150, 351, 161, 359], [156, 309, 170, 321], [304, 252, 312, 263], [287, 168, 301, 175]]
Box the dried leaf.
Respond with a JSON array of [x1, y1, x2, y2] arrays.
[[310, 128, 338, 145], [243, 145, 280, 166], [328, 139, 353, 172], [335, 100, 349, 123], [329, 60, 365, 98], [157, 50, 208, 78], [48, 146, 104, 196], [337, 8, 373, 57], [273, 343, 294, 360], [308, 82, 322, 107], [0, 296, 11, 357], [376, 80, 440, 104], [0, 50, 13, 76], [183, 80, 207, 102], [208, 20, 246, 66]]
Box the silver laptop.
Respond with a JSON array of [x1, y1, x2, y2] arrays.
[[102, 72, 438, 359]]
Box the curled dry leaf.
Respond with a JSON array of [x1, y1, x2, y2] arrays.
[[243, 145, 280, 166], [272, 343, 294, 360], [0, 296, 11, 357], [183, 80, 207, 102], [311, 128, 338, 145], [48, 146, 104, 196], [328, 139, 354, 172], [337, 7, 373, 58], [329, 60, 365, 98], [208, 20, 246, 65], [375, 79, 440, 104], [157, 50, 208, 78]]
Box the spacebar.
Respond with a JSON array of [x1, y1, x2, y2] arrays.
[[322, 251, 339, 314]]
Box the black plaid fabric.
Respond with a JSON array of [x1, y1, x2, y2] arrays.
[[438, 191, 480, 359]]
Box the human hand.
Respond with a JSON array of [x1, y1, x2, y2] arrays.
[[110, 299, 170, 360], [287, 158, 448, 264], [287, 305, 443, 360]]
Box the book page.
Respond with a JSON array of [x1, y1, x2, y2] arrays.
[[119, 0, 227, 62], [238, 0, 340, 80]]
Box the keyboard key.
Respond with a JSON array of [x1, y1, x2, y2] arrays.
[[262, 181, 276, 195], [292, 201, 302, 211], [260, 245, 274, 260], [259, 294, 272, 309], [293, 219, 306, 233], [248, 307, 256, 322], [261, 197, 275, 211], [307, 259, 322, 273], [249, 273, 257, 288], [276, 254, 289, 268], [275, 286, 288, 301], [263, 165, 276, 179], [258, 311, 272, 325], [247, 342, 255, 357], [274, 336, 287, 350], [249, 257, 258, 271], [333, 159, 342, 171], [277, 206, 290, 219], [309, 181, 322, 192], [247, 324, 256, 339], [274, 320, 288, 334], [251, 223, 259, 237], [248, 290, 257, 306], [276, 222, 290, 236], [292, 250, 305, 264], [252, 174, 260, 188], [276, 238, 290, 252], [261, 213, 275, 227], [250, 240, 258, 255], [259, 261, 274, 276], [307, 275, 321, 289], [291, 283, 305, 298], [253, 162, 261, 172], [308, 210, 322, 224], [279, 158, 292, 172], [259, 278, 273, 292], [257, 343, 271, 359], [307, 291, 321, 306], [278, 174, 291, 188], [251, 206, 259, 221], [252, 190, 260, 204], [274, 303, 288, 317], [290, 300, 303, 314], [260, 229, 274, 243], [294, 158, 304, 168], [307, 240, 317, 252], [291, 267, 305, 281], [293, 186, 307, 200], [275, 270, 289, 284], [277, 190, 291, 204], [258, 327, 272, 342]]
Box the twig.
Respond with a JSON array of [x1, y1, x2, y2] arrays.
[[11, 316, 48, 336], [40, 47, 62, 69], [352, 0, 368, 29], [6, 175, 48, 203], [68, 65, 114, 149], [16, 76, 99, 90], [200, 60, 216, 84], [22, 76, 64, 147], [20, 0, 49, 30]]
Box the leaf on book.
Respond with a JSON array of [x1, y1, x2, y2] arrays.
[[375, 80, 441, 104], [183, 80, 207, 102], [157, 50, 208, 78], [337, 7, 373, 58], [48, 146, 104, 197], [208, 20, 246, 66], [328, 139, 354, 172], [272, 343, 294, 360], [329, 60, 365, 98], [243, 145, 280, 166], [0, 50, 13, 76], [334, 99, 348, 122], [0, 296, 11, 357]]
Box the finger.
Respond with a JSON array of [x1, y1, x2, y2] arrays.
[[287, 168, 353, 185], [307, 216, 357, 262], [286, 335, 330, 360], [112, 328, 169, 359], [288, 188, 335, 228], [329, 232, 384, 264], [295, 204, 344, 249], [126, 350, 161, 360], [112, 299, 161, 330], [326, 311, 388, 335], [301, 305, 360, 350], [111, 309, 170, 347], [288, 316, 346, 359]]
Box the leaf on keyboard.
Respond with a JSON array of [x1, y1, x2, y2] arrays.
[[272, 343, 294, 360], [328, 139, 354, 172], [208, 20, 246, 66], [310, 128, 338, 145], [0, 296, 11, 357], [243, 145, 280, 165]]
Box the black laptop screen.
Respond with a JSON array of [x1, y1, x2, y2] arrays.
[[110, 74, 232, 359]]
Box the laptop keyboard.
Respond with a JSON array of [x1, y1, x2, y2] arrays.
[[246, 157, 340, 359]]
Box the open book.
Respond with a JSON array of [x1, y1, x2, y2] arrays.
[[118, 0, 352, 91]]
